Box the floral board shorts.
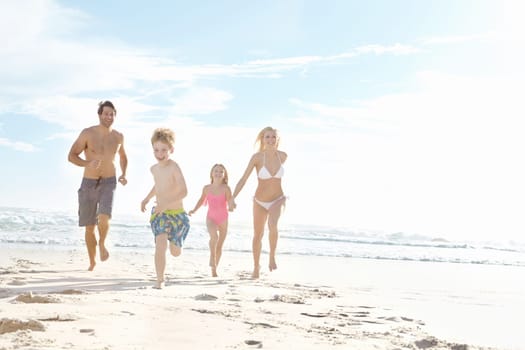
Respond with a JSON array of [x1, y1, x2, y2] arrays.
[[150, 208, 190, 247]]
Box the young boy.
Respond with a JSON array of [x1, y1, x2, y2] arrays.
[[141, 128, 190, 289]]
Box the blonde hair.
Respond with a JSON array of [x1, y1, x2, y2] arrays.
[[255, 126, 279, 152], [151, 128, 175, 148], [209, 163, 228, 184]]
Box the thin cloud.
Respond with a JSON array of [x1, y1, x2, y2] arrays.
[[1, 1, 423, 106], [420, 33, 495, 45], [170, 88, 233, 115], [0, 138, 39, 152]]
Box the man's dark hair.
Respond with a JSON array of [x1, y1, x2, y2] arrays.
[[97, 100, 116, 115]]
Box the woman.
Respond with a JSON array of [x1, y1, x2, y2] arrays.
[[231, 126, 287, 278]]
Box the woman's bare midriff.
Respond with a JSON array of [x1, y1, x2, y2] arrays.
[[255, 179, 284, 202]]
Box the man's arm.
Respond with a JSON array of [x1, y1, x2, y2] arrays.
[[68, 130, 95, 168], [118, 133, 128, 185]]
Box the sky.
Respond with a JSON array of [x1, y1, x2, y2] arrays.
[[0, 0, 523, 243]]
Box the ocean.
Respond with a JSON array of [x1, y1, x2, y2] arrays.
[[1, 206, 524, 268]]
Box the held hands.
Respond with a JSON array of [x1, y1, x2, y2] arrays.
[[228, 198, 236, 212]]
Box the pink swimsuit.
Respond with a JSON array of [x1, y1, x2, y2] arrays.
[[205, 193, 228, 225]]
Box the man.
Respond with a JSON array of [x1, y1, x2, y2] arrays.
[[68, 100, 128, 271]]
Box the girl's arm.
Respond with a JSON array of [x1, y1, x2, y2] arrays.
[[225, 185, 234, 212], [189, 186, 208, 216]]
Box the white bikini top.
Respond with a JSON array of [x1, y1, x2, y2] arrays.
[[258, 152, 284, 180]]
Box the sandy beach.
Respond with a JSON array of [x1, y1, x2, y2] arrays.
[[0, 246, 522, 350]]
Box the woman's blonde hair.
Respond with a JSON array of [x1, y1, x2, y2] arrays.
[[209, 163, 228, 184], [255, 126, 279, 152]]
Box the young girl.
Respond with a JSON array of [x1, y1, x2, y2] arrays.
[[189, 164, 233, 277]]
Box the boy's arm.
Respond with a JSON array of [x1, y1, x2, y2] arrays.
[[141, 186, 156, 212], [171, 163, 188, 202]]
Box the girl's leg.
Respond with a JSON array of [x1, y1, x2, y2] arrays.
[[154, 233, 168, 288], [267, 197, 285, 271], [215, 221, 228, 268], [252, 202, 268, 279], [206, 219, 219, 277]]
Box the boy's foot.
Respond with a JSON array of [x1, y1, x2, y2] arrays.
[[153, 280, 165, 289]]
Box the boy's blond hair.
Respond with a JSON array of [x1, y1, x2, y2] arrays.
[[151, 128, 175, 147]]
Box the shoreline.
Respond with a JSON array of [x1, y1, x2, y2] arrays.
[[1, 246, 522, 349]]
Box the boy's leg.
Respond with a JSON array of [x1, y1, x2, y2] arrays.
[[155, 234, 168, 288], [167, 212, 189, 258], [168, 243, 182, 257]]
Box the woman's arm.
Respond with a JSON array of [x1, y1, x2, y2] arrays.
[[232, 154, 257, 199]]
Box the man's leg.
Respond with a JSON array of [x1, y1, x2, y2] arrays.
[[97, 214, 110, 261], [85, 225, 97, 271]]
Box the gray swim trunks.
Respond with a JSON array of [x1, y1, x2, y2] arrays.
[[78, 177, 117, 226]]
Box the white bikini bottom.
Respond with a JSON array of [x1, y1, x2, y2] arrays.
[[253, 195, 286, 210]]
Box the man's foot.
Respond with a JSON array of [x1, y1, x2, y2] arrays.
[[251, 265, 260, 279], [100, 246, 110, 262], [153, 280, 165, 289], [269, 258, 277, 272]]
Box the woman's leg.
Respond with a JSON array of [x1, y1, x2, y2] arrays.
[[252, 201, 268, 278], [267, 197, 285, 271]]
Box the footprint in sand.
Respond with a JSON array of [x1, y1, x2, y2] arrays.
[[244, 340, 262, 348], [79, 328, 95, 334], [0, 318, 45, 334], [272, 294, 305, 304], [195, 293, 218, 301], [56, 289, 86, 295], [13, 293, 61, 304], [7, 279, 27, 286]]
